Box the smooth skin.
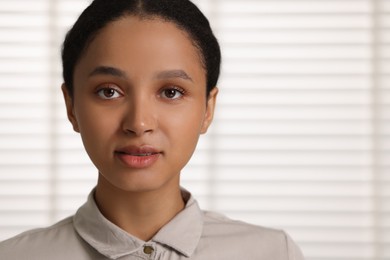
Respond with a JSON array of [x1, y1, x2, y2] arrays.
[[62, 16, 218, 241]]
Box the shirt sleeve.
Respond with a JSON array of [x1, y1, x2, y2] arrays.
[[284, 231, 305, 260]]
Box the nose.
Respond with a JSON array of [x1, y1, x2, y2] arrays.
[[122, 97, 156, 136]]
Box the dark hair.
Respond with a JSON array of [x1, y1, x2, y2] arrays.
[[61, 0, 221, 97]]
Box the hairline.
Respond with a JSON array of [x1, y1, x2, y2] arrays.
[[69, 13, 208, 97]]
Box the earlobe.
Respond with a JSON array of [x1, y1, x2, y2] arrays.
[[61, 84, 80, 133], [201, 87, 218, 134]]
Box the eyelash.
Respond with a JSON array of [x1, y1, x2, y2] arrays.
[[94, 84, 186, 100], [96, 85, 123, 100], [160, 86, 186, 100]]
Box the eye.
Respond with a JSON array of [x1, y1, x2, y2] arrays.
[[160, 87, 185, 100], [96, 86, 122, 99]]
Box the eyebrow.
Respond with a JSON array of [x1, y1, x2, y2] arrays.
[[88, 66, 128, 79], [88, 66, 193, 82], [155, 70, 193, 82]]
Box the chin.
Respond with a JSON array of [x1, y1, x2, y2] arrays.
[[99, 170, 179, 194]]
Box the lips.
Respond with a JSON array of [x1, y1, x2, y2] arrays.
[[115, 145, 161, 168]]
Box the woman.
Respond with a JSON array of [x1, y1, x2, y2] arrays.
[[0, 0, 304, 259]]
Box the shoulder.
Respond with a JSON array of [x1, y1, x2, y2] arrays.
[[1, 216, 74, 245], [0, 216, 89, 259], [202, 210, 285, 241], [200, 211, 305, 260]]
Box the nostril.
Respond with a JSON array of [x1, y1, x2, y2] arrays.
[[123, 126, 154, 136], [121, 110, 157, 136]]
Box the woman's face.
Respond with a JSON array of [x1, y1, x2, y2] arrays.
[[63, 16, 217, 193]]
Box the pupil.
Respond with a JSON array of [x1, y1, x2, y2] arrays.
[[166, 89, 176, 98], [104, 89, 114, 97]]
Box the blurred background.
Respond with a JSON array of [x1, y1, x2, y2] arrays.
[[0, 0, 389, 259]]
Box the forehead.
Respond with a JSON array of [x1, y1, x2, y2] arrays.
[[74, 16, 205, 84]]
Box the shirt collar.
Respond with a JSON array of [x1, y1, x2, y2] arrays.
[[152, 189, 203, 257], [73, 188, 203, 259]]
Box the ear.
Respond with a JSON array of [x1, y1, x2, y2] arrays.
[[201, 87, 218, 134], [61, 84, 80, 133]]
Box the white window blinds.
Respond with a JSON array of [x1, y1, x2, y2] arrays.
[[0, 0, 389, 259]]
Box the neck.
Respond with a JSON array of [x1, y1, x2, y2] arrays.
[[94, 175, 185, 241]]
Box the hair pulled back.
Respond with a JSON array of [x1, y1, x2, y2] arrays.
[[61, 0, 221, 97]]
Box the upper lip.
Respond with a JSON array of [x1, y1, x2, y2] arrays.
[[115, 145, 161, 155]]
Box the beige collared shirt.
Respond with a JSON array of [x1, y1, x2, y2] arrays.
[[0, 189, 304, 259]]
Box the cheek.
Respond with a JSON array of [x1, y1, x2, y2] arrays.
[[175, 101, 204, 124], [161, 102, 206, 145], [74, 103, 119, 151], [75, 98, 116, 131]]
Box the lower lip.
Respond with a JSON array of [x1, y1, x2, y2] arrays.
[[115, 152, 160, 169]]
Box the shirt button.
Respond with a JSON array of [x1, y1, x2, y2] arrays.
[[143, 245, 154, 255]]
